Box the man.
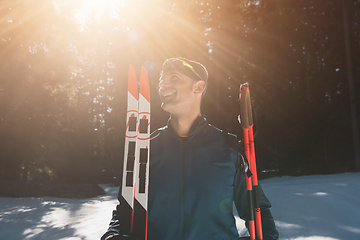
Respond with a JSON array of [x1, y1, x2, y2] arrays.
[[101, 57, 279, 240]]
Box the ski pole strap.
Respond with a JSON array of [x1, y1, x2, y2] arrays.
[[222, 131, 252, 178]]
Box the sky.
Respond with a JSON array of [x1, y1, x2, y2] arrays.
[[1, 172, 359, 240]]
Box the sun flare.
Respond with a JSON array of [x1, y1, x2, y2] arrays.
[[75, 0, 125, 25]]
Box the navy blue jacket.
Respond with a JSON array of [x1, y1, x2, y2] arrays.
[[102, 116, 278, 240]]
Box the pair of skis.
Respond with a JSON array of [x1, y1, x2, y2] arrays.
[[239, 83, 263, 240], [119, 66, 150, 240]]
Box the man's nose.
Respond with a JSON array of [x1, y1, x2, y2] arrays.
[[159, 78, 169, 88]]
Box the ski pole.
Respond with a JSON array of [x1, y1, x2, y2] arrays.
[[240, 83, 263, 240], [239, 84, 255, 240]]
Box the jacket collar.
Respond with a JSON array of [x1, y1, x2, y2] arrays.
[[167, 115, 207, 141]]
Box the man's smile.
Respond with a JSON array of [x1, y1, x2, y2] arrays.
[[160, 88, 176, 99]]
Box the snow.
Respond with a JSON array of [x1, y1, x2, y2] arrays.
[[1, 172, 360, 240], [259, 172, 360, 240]]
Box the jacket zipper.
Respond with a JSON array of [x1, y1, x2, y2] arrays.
[[182, 138, 188, 240]]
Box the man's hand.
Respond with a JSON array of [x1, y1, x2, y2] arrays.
[[104, 234, 139, 240]]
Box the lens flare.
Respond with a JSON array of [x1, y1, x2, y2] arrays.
[[75, 0, 125, 25], [144, 61, 159, 77]]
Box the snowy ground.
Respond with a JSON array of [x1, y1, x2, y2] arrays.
[[0, 172, 359, 240]]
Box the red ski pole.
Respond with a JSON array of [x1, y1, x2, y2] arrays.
[[239, 84, 255, 240], [240, 83, 263, 240]]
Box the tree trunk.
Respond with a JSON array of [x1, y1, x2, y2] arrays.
[[342, 0, 360, 171]]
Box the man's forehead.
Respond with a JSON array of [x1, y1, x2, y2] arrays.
[[162, 70, 182, 76], [160, 70, 188, 80]]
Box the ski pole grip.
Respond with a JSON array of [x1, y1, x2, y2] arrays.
[[240, 83, 253, 128]]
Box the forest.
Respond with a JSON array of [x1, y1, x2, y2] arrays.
[[1, 0, 359, 184]]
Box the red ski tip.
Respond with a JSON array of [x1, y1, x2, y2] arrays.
[[128, 65, 138, 101]]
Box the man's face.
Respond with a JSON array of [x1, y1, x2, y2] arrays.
[[158, 71, 196, 114]]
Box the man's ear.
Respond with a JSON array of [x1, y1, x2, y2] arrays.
[[194, 80, 206, 94]]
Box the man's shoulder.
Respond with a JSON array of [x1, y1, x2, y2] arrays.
[[206, 123, 237, 140], [150, 125, 168, 141], [150, 126, 170, 156]]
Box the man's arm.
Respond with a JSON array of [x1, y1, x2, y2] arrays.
[[101, 203, 140, 240], [233, 170, 279, 240], [101, 203, 121, 240], [101, 188, 140, 240]]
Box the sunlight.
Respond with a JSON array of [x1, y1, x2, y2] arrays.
[[338, 225, 360, 234], [314, 192, 328, 196], [290, 237, 340, 240], [275, 220, 303, 229], [74, 0, 125, 25]]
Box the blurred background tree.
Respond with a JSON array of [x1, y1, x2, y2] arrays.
[[0, 0, 359, 183]]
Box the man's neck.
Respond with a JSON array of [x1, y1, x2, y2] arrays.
[[169, 111, 201, 137]]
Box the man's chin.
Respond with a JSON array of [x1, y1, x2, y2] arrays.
[[161, 102, 173, 113], [161, 102, 168, 110]]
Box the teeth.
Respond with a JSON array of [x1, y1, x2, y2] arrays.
[[162, 91, 175, 97], [163, 92, 173, 97]]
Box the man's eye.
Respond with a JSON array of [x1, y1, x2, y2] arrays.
[[170, 76, 179, 81]]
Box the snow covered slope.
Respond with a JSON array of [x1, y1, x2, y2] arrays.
[[0, 173, 359, 240], [261, 172, 360, 240]]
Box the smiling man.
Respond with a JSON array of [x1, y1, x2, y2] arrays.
[[158, 58, 207, 137], [101, 58, 279, 240]]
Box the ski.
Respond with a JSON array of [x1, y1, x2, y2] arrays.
[[120, 65, 150, 240], [119, 65, 138, 236], [133, 67, 150, 240]]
